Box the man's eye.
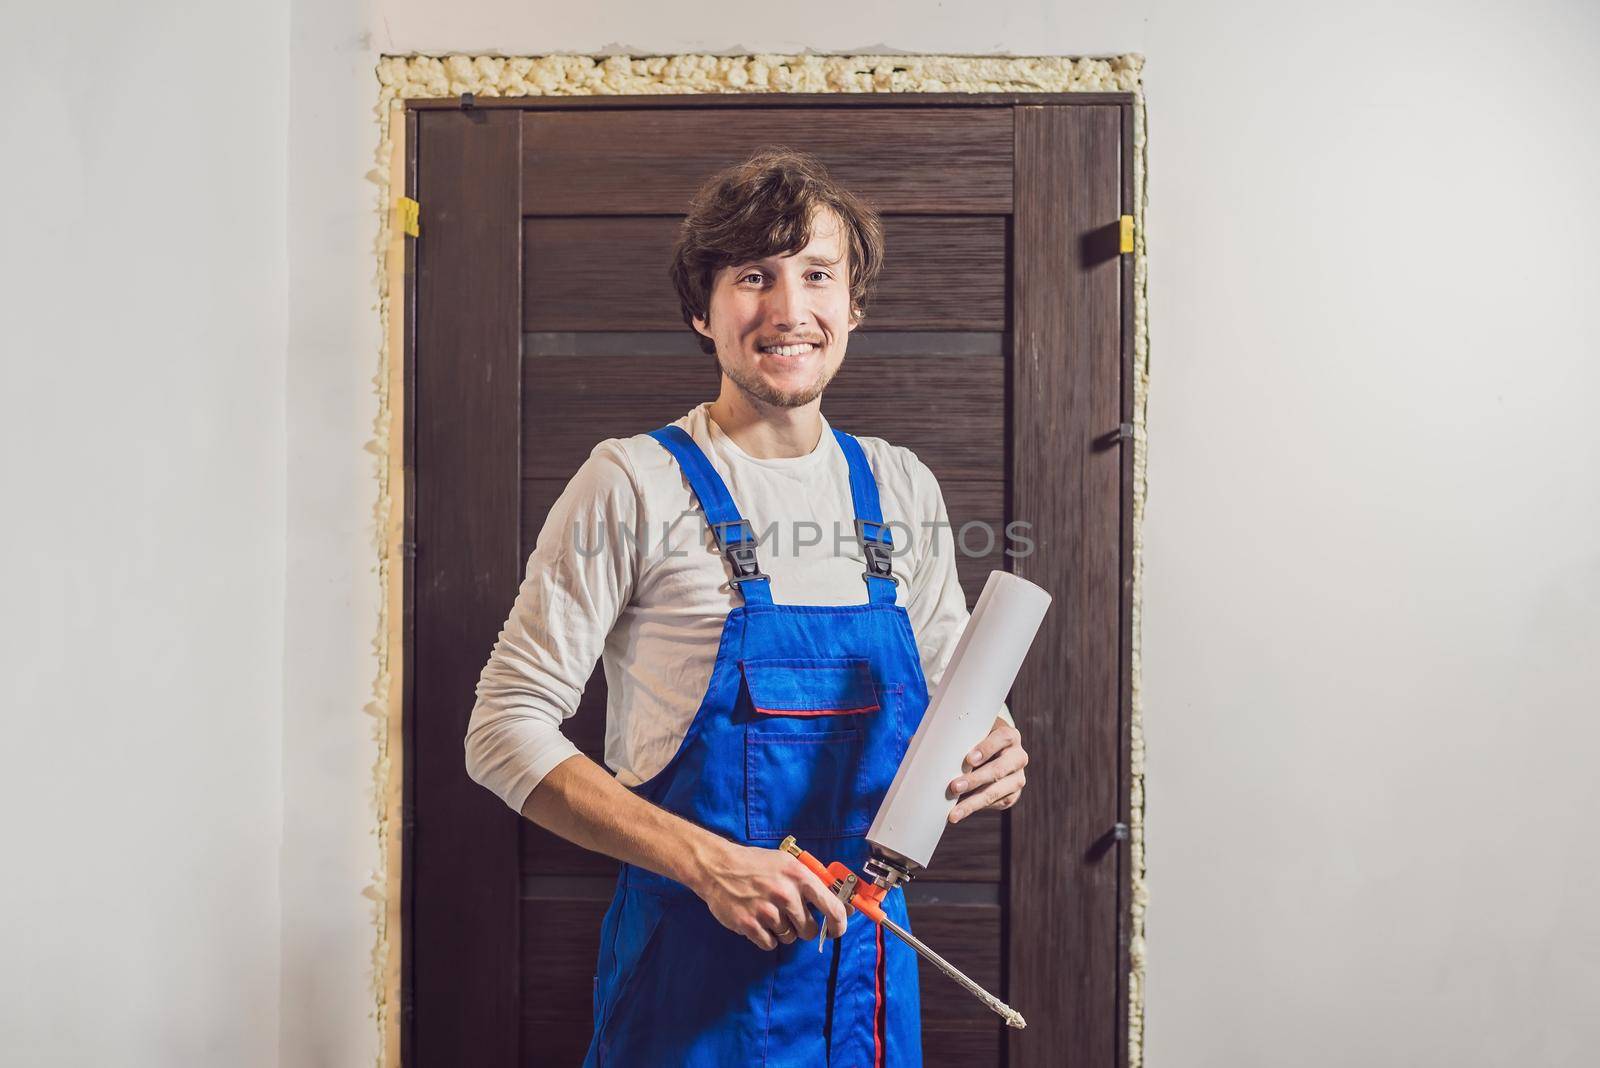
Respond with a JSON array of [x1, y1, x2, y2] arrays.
[[807, 270, 832, 282], [739, 272, 764, 284]]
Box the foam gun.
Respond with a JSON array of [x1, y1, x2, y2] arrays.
[[783, 570, 1053, 1030]]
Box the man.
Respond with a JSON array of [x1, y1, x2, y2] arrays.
[[466, 148, 1029, 1066]]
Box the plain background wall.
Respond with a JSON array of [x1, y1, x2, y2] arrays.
[[283, 0, 389, 1063], [0, 2, 289, 1065], [4, 0, 1596, 1065]]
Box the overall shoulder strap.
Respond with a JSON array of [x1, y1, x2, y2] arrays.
[[830, 429, 899, 605], [648, 425, 773, 605]]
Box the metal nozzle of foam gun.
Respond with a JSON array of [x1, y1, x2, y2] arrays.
[[779, 836, 1027, 1030]]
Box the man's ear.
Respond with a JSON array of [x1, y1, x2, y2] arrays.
[[691, 312, 712, 339]]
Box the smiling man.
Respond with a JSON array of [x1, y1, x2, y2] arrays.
[[465, 148, 1028, 1067]]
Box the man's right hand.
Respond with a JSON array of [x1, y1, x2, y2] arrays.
[[689, 840, 850, 951], [518, 755, 850, 951]]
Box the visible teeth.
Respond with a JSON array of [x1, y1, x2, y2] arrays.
[[760, 343, 815, 356]]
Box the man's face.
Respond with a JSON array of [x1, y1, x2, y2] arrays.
[[692, 207, 859, 409]]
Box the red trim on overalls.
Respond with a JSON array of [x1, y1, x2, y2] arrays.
[[751, 704, 880, 718]]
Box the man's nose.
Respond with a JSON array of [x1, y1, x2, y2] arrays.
[[765, 273, 810, 330]]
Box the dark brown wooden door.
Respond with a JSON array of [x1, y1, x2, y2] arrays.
[[405, 93, 1133, 1067]]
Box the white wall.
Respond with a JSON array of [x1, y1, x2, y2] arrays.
[[6, 1, 1595, 1065], [300, 0, 1600, 1063], [0, 3, 288, 1065], [1135, 3, 1600, 1064], [282, 1, 388, 1065]]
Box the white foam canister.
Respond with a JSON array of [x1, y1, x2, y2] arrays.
[[867, 570, 1053, 871]]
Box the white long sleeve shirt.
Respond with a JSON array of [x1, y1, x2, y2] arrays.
[[465, 401, 1009, 815]]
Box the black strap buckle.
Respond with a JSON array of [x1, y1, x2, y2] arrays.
[[710, 519, 770, 586], [854, 518, 898, 584]]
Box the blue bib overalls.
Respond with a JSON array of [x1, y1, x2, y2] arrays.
[[581, 425, 929, 1067]]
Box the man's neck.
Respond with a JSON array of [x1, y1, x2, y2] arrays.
[[706, 390, 823, 460]]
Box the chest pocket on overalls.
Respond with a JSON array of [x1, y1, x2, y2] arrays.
[[740, 657, 889, 841]]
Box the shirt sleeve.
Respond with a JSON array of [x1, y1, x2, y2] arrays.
[[900, 452, 1016, 730], [464, 440, 642, 814]]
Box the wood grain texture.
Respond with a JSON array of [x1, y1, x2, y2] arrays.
[[518, 898, 1001, 1038], [406, 90, 1136, 112], [521, 107, 1013, 215], [411, 95, 1134, 1068], [516, 1021, 595, 1068], [1116, 98, 1138, 1068], [521, 796, 1004, 883], [523, 214, 1007, 331], [410, 108, 524, 1067], [924, 1026, 1004, 1067], [520, 353, 1006, 481], [1008, 105, 1126, 1067]]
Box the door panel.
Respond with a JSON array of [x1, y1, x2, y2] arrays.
[[1009, 104, 1127, 1067], [523, 215, 1008, 330], [409, 107, 524, 1067], [520, 803, 1005, 883], [408, 96, 1131, 1068], [519, 898, 1004, 1066], [519, 107, 1014, 215], [520, 351, 1006, 479]]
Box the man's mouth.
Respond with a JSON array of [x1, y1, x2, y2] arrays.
[[757, 342, 819, 357]]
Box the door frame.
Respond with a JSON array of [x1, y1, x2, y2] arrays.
[[388, 84, 1145, 1068]]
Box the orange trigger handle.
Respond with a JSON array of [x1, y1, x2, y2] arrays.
[[779, 836, 889, 925]]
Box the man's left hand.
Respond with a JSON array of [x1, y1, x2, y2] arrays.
[[947, 717, 1028, 823]]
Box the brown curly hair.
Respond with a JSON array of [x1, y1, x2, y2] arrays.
[[668, 147, 886, 356]]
